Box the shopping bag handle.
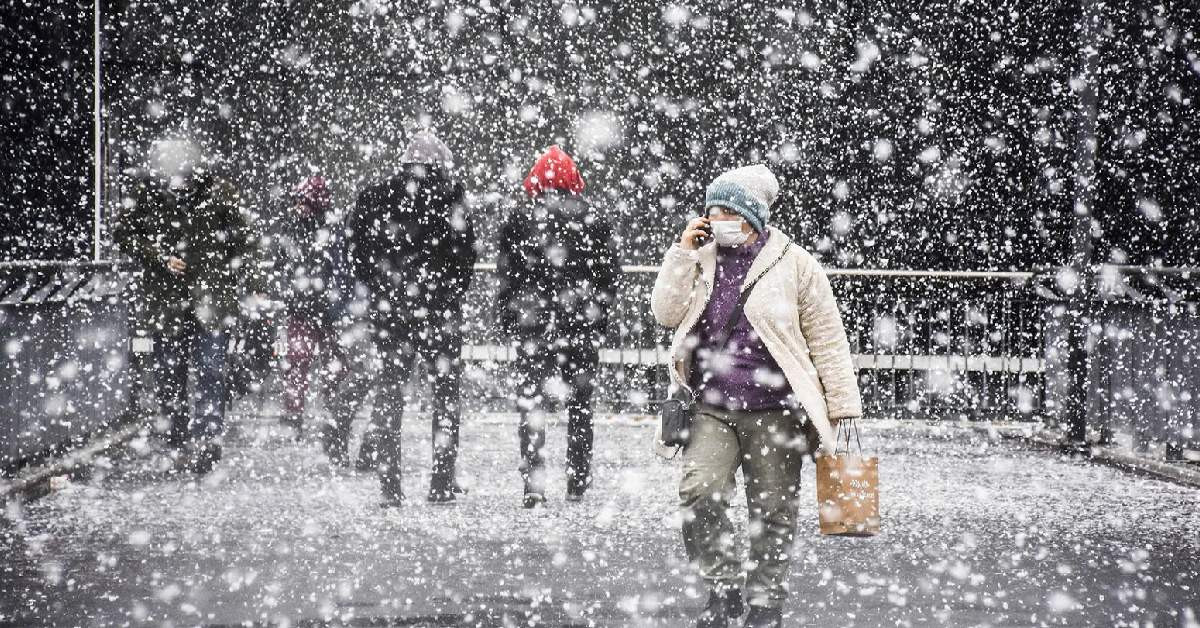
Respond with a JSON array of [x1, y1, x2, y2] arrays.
[[834, 417, 863, 455]]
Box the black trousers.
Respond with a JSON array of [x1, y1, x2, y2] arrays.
[[512, 336, 599, 489], [373, 314, 465, 484]]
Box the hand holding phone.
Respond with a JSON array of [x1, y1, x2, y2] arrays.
[[166, 256, 188, 275], [680, 216, 712, 250], [696, 220, 712, 246]]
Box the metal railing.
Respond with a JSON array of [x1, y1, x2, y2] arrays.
[[0, 261, 134, 474], [452, 264, 1049, 419], [1040, 265, 1200, 457], [8, 257, 1194, 473], [0, 260, 129, 305]]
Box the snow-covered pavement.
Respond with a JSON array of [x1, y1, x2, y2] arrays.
[[2, 411, 1198, 627]]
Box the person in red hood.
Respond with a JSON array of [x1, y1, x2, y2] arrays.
[[521, 144, 586, 197], [496, 145, 619, 508]]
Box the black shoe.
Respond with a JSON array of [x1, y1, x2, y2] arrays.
[[191, 441, 221, 475], [566, 477, 591, 502], [742, 606, 782, 628], [522, 491, 547, 509], [568, 485, 592, 504], [356, 428, 381, 471], [321, 424, 351, 467], [522, 468, 546, 509], [377, 430, 403, 507], [380, 473, 404, 508], [427, 489, 457, 505], [428, 474, 457, 505], [696, 591, 729, 628]]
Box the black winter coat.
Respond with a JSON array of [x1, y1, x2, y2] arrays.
[[347, 165, 477, 332], [495, 193, 619, 342], [113, 173, 255, 335], [275, 208, 339, 324]]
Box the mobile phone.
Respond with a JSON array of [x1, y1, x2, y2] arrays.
[[695, 212, 712, 246]]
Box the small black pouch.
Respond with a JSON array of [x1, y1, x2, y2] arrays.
[[659, 388, 696, 448]]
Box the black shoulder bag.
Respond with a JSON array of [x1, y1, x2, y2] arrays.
[[659, 242, 792, 450]]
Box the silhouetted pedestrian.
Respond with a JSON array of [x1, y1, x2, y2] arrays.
[[496, 145, 618, 508], [347, 130, 477, 506]]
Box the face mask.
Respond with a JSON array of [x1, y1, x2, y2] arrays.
[[711, 219, 750, 247]]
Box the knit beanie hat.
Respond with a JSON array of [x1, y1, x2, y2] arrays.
[[401, 130, 454, 165], [523, 145, 586, 198], [148, 138, 203, 180], [704, 164, 780, 233]]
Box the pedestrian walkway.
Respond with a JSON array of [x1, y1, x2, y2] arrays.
[[2, 411, 1198, 627]]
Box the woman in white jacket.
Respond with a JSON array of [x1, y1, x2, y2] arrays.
[[650, 164, 863, 628]]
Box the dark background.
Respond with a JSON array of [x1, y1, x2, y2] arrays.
[[2, 0, 1196, 269]]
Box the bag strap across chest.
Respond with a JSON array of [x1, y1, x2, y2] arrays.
[[710, 241, 792, 350]]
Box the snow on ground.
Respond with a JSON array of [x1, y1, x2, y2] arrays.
[[2, 411, 1199, 627]]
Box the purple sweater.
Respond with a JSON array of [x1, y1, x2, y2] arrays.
[[688, 232, 793, 411]]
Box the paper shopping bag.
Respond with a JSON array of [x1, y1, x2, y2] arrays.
[[815, 420, 880, 536]]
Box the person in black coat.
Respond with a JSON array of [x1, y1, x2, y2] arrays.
[[347, 130, 477, 506], [112, 140, 256, 475], [496, 145, 619, 508]]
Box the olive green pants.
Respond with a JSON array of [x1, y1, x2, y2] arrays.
[[679, 404, 807, 608]]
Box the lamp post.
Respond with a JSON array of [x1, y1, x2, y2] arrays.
[[92, 0, 102, 262], [1060, 0, 1102, 456]]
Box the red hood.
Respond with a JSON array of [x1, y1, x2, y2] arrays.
[[523, 145, 585, 198]]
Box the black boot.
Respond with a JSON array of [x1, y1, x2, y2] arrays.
[[565, 440, 592, 502], [565, 404, 594, 502], [742, 606, 782, 628], [356, 425, 382, 472], [377, 431, 403, 508], [321, 421, 351, 468], [568, 475, 592, 504], [522, 489, 547, 509], [522, 469, 547, 509], [166, 411, 190, 452], [427, 474, 457, 505], [429, 429, 458, 505], [436, 453, 467, 495], [190, 440, 222, 476]]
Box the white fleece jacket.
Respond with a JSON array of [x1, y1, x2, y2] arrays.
[[650, 226, 863, 454]]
